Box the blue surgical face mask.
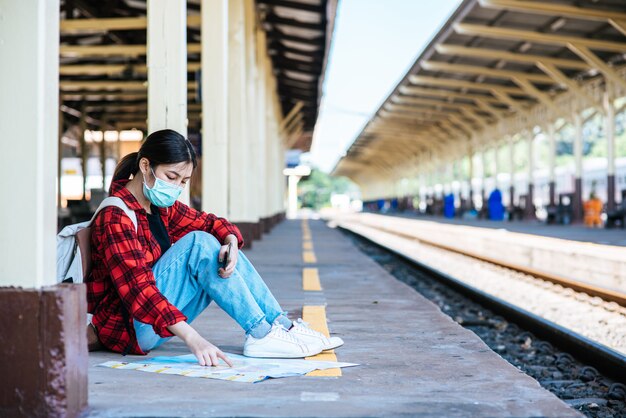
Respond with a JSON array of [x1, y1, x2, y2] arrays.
[[142, 168, 184, 207]]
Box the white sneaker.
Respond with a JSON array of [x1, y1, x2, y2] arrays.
[[288, 318, 344, 351], [243, 324, 323, 358]]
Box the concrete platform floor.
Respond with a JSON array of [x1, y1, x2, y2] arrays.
[[87, 219, 580, 417], [391, 212, 626, 246]]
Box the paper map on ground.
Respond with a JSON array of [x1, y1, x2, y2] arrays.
[[98, 353, 358, 383]]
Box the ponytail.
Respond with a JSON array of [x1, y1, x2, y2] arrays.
[[112, 152, 139, 185]]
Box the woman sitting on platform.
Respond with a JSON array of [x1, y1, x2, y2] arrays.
[[87, 129, 343, 366]]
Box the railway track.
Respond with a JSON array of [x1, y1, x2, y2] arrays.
[[331, 214, 626, 382]]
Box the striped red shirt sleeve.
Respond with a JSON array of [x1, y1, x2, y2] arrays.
[[168, 200, 244, 248]]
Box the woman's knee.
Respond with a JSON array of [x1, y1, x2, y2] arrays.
[[186, 231, 221, 249]]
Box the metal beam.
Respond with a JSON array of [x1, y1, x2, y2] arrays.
[[59, 62, 201, 75], [479, 0, 626, 22], [59, 80, 198, 91], [567, 43, 626, 92], [60, 17, 148, 33], [455, 23, 626, 53], [389, 97, 476, 112], [536, 61, 600, 107], [60, 43, 202, 57], [409, 75, 528, 96], [399, 85, 511, 106], [511, 77, 557, 110], [422, 61, 555, 84], [435, 44, 590, 71]]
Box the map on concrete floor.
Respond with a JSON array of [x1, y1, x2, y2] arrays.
[[98, 353, 358, 383]]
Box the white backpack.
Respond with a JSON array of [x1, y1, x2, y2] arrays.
[[57, 197, 138, 284]]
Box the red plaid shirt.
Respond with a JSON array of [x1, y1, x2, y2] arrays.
[[87, 179, 244, 355]]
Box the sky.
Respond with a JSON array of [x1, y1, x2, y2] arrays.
[[306, 0, 463, 173]]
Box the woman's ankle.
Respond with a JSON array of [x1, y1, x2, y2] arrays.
[[247, 319, 272, 339], [273, 315, 293, 330]]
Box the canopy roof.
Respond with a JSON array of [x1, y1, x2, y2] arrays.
[[333, 0, 626, 180], [59, 0, 337, 151]]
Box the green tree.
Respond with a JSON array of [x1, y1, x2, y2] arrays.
[[298, 168, 358, 210]]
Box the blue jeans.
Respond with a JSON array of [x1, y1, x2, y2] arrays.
[[133, 231, 287, 351]]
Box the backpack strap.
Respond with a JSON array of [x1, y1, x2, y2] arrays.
[[90, 196, 138, 231]]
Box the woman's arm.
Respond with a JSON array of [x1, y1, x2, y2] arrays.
[[167, 321, 233, 367], [168, 201, 244, 248]]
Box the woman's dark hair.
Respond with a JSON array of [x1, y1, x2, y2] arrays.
[[111, 129, 197, 189]]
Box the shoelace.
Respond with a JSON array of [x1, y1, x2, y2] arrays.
[[272, 325, 304, 345], [293, 319, 326, 338]]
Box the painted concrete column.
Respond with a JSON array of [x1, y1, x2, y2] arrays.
[[244, 0, 260, 238], [79, 105, 88, 200], [468, 152, 475, 210], [572, 112, 584, 222], [265, 91, 277, 223], [604, 89, 616, 211], [278, 136, 287, 216], [526, 132, 535, 219], [480, 150, 487, 211], [508, 136, 516, 213], [147, 0, 189, 203], [201, 0, 229, 216], [228, 0, 255, 245], [0, 0, 58, 287], [547, 123, 557, 206], [0, 1, 88, 415], [266, 84, 279, 219], [58, 102, 64, 208], [256, 28, 269, 230], [494, 145, 500, 191]]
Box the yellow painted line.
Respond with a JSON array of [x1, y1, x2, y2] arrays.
[[303, 305, 340, 377], [303, 268, 322, 291], [303, 241, 314, 250], [302, 233, 312, 241], [303, 250, 317, 263]]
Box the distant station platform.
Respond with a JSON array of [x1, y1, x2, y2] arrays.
[[88, 219, 578, 417], [390, 213, 626, 247]]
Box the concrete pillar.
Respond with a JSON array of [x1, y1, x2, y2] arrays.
[[0, 1, 87, 415], [494, 145, 500, 191], [79, 105, 88, 200], [508, 136, 516, 213], [604, 89, 616, 211], [147, 0, 189, 204], [572, 112, 584, 222], [256, 27, 269, 231], [287, 175, 299, 218], [264, 72, 277, 229], [278, 137, 287, 217], [547, 123, 557, 206], [468, 152, 475, 209], [244, 0, 260, 238], [201, 0, 229, 216], [100, 125, 107, 191], [58, 101, 64, 208], [228, 0, 255, 245], [266, 91, 275, 218], [527, 132, 535, 219], [0, 0, 58, 287], [480, 150, 487, 210]]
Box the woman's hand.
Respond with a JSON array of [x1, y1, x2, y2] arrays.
[[185, 332, 233, 367], [167, 321, 233, 367], [218, 236, 239, 278]]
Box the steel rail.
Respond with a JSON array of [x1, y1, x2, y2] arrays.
[[364, 222, 626, 307], [337, 221, 626, 382]]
